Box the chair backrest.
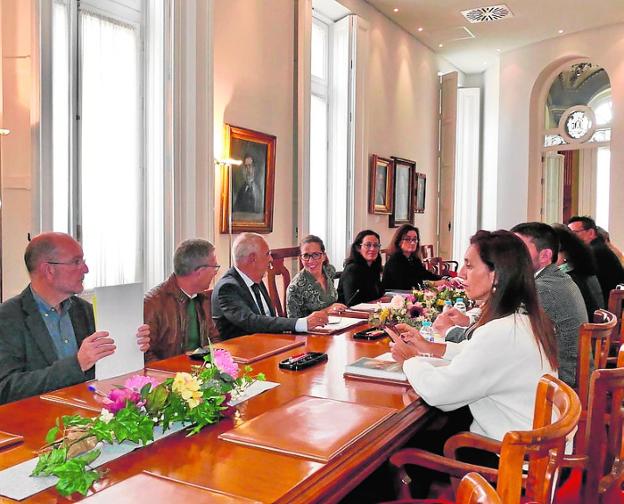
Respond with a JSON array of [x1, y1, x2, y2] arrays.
[[496, 374, 581, 504], [607, 288, 624, 357], [266, 246, 300, 317], [581, 364, 624, 503], [576, 309, 617, 411], [421, 244, 434, 260], [423, 257, 458, 277], [456, 473, 501, 504]]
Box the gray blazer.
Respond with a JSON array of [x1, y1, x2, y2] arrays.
[[211, 268, 298, 341], [535, 264, 587, 387], [443, 264, 587, 387], [0, 286, 95, 405]]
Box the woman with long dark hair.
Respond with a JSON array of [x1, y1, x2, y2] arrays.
[[382, 224, 440, 290], [552, 224, 604, 318], [390, 230, 558, 442], [337, 229, 384, 306]]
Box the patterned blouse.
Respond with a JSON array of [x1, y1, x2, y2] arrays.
[[286, 264, 338, 318]]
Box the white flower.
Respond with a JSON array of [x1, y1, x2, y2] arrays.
[[99, 408, 114, 424], [390, 295, 405, 310]]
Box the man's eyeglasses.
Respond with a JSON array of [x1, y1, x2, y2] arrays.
[[360, 243, 381, 250], [401, 238, 419, 244], [301, 252, 323, 261], [197, 264, 221, 271], [47, 258, 86, 267]]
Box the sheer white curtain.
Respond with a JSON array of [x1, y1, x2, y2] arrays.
[[52, 0, 70, 233], [80, 11, 141, 288]]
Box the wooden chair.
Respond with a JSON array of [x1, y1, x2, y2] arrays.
[[266, 246, 300, 317], [388, 374, 581, 503], [607, 288, 624, 366], [423, 257, 459, 277], [560, 347, 624, 503], [574, 309, 617, 453], [456, 473, 501, 504], [421, 244, 434, 260]]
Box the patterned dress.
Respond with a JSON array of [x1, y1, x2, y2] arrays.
[[286, 264, 338, 318]]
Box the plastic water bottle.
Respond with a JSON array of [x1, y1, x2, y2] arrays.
[[453, 297, 467, 314], [420, 321, 434, 342], [442, 299, 453, 313]]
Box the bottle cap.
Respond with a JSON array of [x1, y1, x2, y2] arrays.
[[455, 298, 464, 303], [422, 320, 432, 327]]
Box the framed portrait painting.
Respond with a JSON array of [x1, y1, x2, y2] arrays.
[[368, 154, 394, 214], [414, 172, 426, 213], [220, 125, 276, 234], [389, 157, 415, 227]]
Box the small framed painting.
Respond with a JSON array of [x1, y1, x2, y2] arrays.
[[368, 154, 394, 215], [389, 157, 415, 227], [414, 172, 427, 213]]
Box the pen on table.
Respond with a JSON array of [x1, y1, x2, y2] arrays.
[[345, 289, 360, 306], [87, 384, 107, 398]]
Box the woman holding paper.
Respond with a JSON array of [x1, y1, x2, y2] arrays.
[[389, 230, 558, 443], [337, 230, 384, 306], [286, 235, 347, 318]]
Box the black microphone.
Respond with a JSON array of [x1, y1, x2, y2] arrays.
[[345, 289, 360, 306]]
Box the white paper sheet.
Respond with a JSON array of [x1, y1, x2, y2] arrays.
[[349, 302, 391, 312], [311, 316, 365, 333], [94, 283, 144, 380]]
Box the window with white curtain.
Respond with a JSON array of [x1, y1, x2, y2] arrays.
[[48, 0, 168, 289], [308, 6, 354, 268]]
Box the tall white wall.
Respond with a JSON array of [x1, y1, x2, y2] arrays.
[[481, 60, 500, 231], [496, 23, 624, 244]]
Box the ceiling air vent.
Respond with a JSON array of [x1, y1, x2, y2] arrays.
[[461, 4, 513, 23]]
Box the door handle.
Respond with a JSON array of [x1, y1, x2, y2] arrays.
[[448, 222, 451, 232]]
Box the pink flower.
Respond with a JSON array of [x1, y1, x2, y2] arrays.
[[213, 349, 239, 378], [390, 295, 405, 310], [123, 375, 161, 392], [103, 388, 142, 413]]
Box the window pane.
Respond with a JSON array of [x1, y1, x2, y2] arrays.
[[52, 0, 70, 233], [595, 147, 610, 229], [309, 94, 328, 239], [311, 21, 326, 80], [80, 11, 142, 288]]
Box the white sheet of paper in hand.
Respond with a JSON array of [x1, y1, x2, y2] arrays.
[[94, 283, 144, 380]]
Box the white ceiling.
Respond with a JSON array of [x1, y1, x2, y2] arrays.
[[366, 0, 624, 73]]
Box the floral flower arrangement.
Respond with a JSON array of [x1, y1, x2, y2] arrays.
[[369, 281, 466, 328], [31, 349, 263, 497]]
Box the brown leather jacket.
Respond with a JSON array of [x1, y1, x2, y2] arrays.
[[144, 274, 221, 362]]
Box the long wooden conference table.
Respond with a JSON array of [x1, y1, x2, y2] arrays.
[[0, 326, 435, 503]]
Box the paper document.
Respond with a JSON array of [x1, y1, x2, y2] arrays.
[[314, 317, 364, 332], [349, 302, 391, 312], [94, 283, 144, 380]]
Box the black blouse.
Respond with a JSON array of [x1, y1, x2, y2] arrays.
[[382, 252, 440, 290], [337, 256, 383, 306]]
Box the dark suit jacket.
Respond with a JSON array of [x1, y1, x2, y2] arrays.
[[0, 286, 95, 404], [589, 237, 624, 305], [211, 268, 298, 340]]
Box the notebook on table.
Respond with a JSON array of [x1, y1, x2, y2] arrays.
[[214, 334, 305, 364], [219, 395, 396, 462]]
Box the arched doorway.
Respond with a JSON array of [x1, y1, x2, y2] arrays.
[[537, 62, 612, 227]]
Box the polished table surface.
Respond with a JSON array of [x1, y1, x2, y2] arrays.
[[0, 328, 434, 503]]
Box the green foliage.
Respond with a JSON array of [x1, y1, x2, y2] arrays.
[[32, 353, 257, 497]]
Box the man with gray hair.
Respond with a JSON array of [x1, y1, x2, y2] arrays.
[[144, 238, 221, 361], [212, 233, 328, 340], [0, 232, 150, 404]]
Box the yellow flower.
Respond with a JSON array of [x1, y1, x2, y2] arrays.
[[379, 307, 390, 323], [436, 299, 445, 307], [172, 372, 203, 409]]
